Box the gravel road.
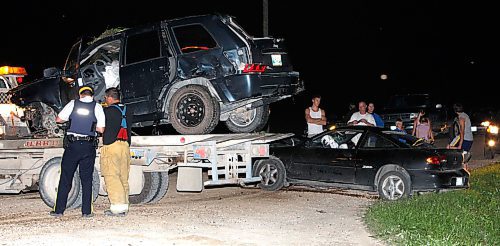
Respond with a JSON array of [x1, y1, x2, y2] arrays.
[[1, 133, 496, 245], [0, 180, 384, 246]]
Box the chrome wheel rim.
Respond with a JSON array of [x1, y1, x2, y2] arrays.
[[381, 175, 405, 200], [259, 163, 278, 186], [229, 108, 257, 127]]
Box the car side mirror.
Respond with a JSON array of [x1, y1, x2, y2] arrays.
[[436, 104, 442, 109], [43, 67, 61, 77]]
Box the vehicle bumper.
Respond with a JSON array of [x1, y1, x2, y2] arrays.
[[219, 72, 304, 102], [411, 168, 470, 191]]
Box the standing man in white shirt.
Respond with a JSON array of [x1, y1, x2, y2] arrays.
[[305, 94, 327, 137], [50, 86, 105, 218], [348, 101, 376, 126]]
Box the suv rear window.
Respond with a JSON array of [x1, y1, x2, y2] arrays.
[[173, 24, 217, 54]]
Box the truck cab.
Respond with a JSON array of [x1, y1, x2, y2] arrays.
[[0, 66, 29, 138]]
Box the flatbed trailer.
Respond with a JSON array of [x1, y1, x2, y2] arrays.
[[0, 133, 291, 208]]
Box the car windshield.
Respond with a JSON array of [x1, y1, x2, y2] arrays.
[[382, 131, 435, 148], [385, 95, 431, 109], [63, 40, 82, 78]]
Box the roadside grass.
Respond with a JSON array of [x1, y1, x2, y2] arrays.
[[365, 163, 500, 245]]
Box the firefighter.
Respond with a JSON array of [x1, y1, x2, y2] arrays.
[[50, 86, 105, 218], [101, 87, 132, 216]]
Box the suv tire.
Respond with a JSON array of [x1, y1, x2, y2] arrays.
[[225, 105, 269, 133], [168, 85, 220, 134]]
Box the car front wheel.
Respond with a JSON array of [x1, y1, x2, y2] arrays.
[[254, 158, 286, 191], [377, 170, 411, 200]]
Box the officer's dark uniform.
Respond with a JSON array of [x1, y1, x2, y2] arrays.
[[53, 99, 98, 216]]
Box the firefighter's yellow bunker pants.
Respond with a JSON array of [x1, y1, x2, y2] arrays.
[[100, 141, 130, 213]]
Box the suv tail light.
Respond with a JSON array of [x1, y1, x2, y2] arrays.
[[243, 64, 267, 73], [426, 155, 446, 165]]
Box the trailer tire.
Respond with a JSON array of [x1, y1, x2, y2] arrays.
[[129, 172, 161, 204], [39, 157, 81, 209], [149, 172, 169, 204], [70, 168, 101, 208]]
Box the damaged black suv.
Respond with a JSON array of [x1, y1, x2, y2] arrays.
[[10, 14, 303, 135]]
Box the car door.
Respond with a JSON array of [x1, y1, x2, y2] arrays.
[[120, 26, 169, 118], [290, 130, 362, 183], [355, 132, 400, 186]]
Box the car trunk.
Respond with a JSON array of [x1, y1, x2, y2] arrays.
[[434, 149, 464, 170], [250, 38, 293, 73]]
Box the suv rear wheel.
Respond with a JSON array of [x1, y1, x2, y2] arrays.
[[225, 105, 269, 133], [168, 85, 219, 134]]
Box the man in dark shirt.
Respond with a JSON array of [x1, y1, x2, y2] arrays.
[[101, 87, 133, 216]]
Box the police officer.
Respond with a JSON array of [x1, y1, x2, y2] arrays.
[[50, 86, 105, 218]]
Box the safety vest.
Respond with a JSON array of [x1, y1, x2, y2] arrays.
[[112, 104, 128, 140], [68, 100, 97, 136]]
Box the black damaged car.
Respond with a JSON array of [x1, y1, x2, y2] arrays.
[[254, 126, 469, 200], [9, 14, 303, 136]]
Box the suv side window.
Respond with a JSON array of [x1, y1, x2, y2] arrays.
[[125, 30, 161, 65], [173, 24, 217, 54]]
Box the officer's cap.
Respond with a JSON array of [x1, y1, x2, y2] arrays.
[[79, 86, 94, 95]]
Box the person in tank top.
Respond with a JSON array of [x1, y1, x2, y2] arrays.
[[305, 94, 327, 137]]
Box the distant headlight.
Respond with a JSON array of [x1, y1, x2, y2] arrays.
[[487, 125, 499, 134], [488, 140, 496, 147], [481, 121, 491, 127]]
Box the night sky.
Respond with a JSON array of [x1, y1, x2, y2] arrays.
[[1, 1, 499, 133]]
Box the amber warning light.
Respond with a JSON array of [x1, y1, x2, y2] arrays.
[[0, 66, 27, 76]]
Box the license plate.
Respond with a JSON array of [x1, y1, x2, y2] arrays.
[[456, 177, 464, 186], [271, 54, 282, 66]]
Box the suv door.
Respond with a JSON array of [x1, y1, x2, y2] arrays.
[[121, 26, 169, 118]]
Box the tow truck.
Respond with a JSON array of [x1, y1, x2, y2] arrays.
[[0, 66, 30, 138], [0, 67, 291, 209], [0, 132, 291, 209]]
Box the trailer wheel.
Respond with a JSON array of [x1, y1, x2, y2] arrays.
[[39, 157, 81, 209], [149, 172, 170, 204], [225, 105, 269, 133], [70, 168, 101, 208], [254, 158, 286, 191], [168, 85, 220, 134], [129, 172, 161, 204]]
